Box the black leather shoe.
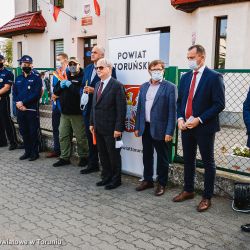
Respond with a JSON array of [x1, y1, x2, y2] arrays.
[[17, 143, 24, 149], [96, 178, 112, 186], [53, 159, 70, 167], [29, 155, 39, 161], [9, 144, 18, 151], [241, 224, 250, 232], [78, 157, 88, 167], [80, 166, 99, 174], [105, 182, 121, 190], [19, 153, 30, 160]]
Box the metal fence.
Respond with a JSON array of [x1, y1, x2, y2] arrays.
[[9, 67, 250, 176], [10, 67, 55, 132], [165, 68, 250, 177]]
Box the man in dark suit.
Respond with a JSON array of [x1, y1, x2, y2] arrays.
[[241, 90, 250, 232], [134, 60, 177, 196], [90, 58, 126, 190], [80, 46, 117, 174], [173, 45, 225, 212]]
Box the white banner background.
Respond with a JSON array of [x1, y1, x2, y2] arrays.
[[109, 32, 170, 176]]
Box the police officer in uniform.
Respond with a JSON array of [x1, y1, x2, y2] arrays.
[[13, 56, 42, 161], [0, 55, 18, 150]]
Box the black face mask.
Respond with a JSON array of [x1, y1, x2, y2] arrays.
[[0, 63, 4, 68], [22, 67, 32, 74]]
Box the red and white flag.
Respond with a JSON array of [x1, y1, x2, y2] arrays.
[[93, 0, 101, 16], [49, 4, 61, 22]]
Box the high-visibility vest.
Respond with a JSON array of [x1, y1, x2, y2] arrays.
[[53, 68, 67, 81]]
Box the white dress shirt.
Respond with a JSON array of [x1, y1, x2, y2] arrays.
[[91, 64, 97, 82], [179, 65, 206, 123], [98, 75, 112, 93]]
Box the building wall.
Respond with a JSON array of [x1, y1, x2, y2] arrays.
[[12, 0, 250, 69]]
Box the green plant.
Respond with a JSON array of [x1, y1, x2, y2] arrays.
[[232, 145, 250, 158]]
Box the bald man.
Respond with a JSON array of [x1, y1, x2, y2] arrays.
[[80, 46, 117, 174]]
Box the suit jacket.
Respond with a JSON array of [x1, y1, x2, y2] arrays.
[[135, 80, 177, 140], [177, 67, 225, 135], [90, 77, 126, 136], [243, 87, 250, 134], [81, 63, 117, 117]]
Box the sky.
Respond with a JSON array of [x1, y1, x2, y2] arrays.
[[0, 0, 15, 42]]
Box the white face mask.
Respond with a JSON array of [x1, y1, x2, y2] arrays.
[[151, 70, 164, 81], [115, 138, 124, 149], [188, 60, 199, 70], [56, 60, 62, 68], [80, 92, 89, 111]]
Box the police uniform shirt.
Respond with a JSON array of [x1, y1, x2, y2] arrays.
[[0, 68, 14, 97], [13, 72, 42, 110]]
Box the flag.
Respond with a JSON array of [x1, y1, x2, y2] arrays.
[[49, 3, 61, 22], [93, 0, 101, 16], [53, 6, 61, 22]]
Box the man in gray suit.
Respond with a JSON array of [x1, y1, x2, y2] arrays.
[[134, 60, 177, 196], [90, 58, 127, 190]]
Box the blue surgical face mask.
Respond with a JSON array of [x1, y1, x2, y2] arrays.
[[151, 70, 164, 81], [188, 60, 198, 70]]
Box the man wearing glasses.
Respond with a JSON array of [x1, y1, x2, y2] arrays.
[[89, 58, 126, 190], [134, 60, 177, 196], [80, 46, 116, 175]]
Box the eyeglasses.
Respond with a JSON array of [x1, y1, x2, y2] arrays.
[[95, 66, 105, 71], [150, 69, 164, 72]]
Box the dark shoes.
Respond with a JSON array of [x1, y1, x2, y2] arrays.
[[105, 181, 121, 190], [197, 199, 211, 212], [53, 159, 70, 167], [80, 164, 99, 174], [46, 151, 59, 158], [172, 191, 195, 202], [9, 144, 18, 151], [19, 153, 30, 160], [29, 155, 39, 161], [241, 224, 250, 232], [155, 184, 165, 196], [96, 178, 112, 186], [78, 157, 88, 167], [0, 143, 8, 147], [135, 181, 154, 191]]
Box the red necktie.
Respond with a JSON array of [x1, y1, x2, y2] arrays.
[[97, 82, 104, 101], [185, 71, 198, 119]]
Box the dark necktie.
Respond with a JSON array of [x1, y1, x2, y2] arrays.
[[97, 82, 104, 101], [185, 71, 199, 119]]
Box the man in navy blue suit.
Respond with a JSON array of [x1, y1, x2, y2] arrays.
[[80, 46, 116, 174], [134, 60, 177, 196], [241, 90, 250, 232], [173, 45, 225, 212]]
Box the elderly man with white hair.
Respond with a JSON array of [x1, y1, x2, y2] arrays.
[[80, 46, 117, 175], [89, 58, 126, 190]]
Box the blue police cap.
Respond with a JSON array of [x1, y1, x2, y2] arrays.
[[0, 54, 5, 60], [18, 55, 33, 64]]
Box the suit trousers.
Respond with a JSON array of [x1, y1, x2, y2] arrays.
[[0, 96, 18, 146], [142, 123, 169, 186], [181, 129, 216, 199], [96, 132, 121, 183]]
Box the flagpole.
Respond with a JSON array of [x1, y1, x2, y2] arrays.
[[39, 0, 77, 20]]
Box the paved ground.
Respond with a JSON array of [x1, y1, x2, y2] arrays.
[[0, 148, 249, 250]]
